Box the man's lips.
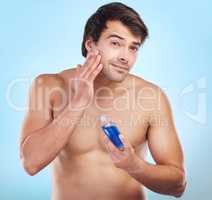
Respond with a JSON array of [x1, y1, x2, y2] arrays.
[[111, 64, 128, 71]]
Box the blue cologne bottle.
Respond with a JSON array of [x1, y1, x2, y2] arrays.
[[99, 115, 124, 150]]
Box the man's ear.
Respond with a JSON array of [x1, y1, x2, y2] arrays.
[[85, 37, 96, 54]]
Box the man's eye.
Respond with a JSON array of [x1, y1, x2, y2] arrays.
[[111, 41, 120, 46], [130, 46, 138, 52]]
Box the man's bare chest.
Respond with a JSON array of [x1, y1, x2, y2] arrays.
[[52, 81, 150, 155]]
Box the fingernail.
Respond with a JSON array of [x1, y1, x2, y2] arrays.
[[98, 64, 103, 69], [95, 50, 99, 55], [120, 135, 124, 139], [119, 146, 125, 151]]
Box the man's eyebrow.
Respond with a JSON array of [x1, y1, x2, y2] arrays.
[[132, 41, 141, 46], [106, 34, 124, 40], [106, 34, 141, 46]]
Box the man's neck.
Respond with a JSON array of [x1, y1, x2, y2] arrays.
[[94, 72, 123, 97]]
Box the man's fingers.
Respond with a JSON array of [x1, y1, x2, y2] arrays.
[[80, 52, 97, 77], [84, 50, 101, 77], [78, 49, 102, 81], [88, 63, 103, 81], [119, 135, 129, 147], [85, 50, 99, 67], [85, 54, 101, 79], [119, 135, 133, 153]]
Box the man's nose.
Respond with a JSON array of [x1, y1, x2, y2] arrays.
[[118, 48, 129, 64]]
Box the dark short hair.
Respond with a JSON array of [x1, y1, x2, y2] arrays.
[[81, 2, 149, 57]]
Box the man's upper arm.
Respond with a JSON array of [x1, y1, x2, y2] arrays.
[[20, 74, 55, 147], [147, 87, 184, 170]]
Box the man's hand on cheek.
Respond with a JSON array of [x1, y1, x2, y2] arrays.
[[103, 134, 140, 172]]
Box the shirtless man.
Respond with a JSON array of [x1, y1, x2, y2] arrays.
[[20, 2, 187, 200]]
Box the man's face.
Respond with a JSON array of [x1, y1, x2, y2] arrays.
[[90, 20, 141, 82]]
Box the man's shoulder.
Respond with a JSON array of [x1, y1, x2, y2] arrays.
[[32, 73, 64, 91], [129, 74, 162, 92], [130, 75, 172, 119], [33, 68, 76, 89], [128, 74, 169, 111]]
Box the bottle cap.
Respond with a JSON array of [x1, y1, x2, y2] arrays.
[[99, 115, 111, 126]]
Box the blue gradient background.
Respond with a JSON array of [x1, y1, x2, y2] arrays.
[[0, 0, 211, 199]]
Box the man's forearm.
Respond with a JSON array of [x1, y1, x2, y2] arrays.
[[127, 156, 186, 197], [20, 103, 85, 175]]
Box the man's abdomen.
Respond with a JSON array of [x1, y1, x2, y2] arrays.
[[51, 151, 146, 200]]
